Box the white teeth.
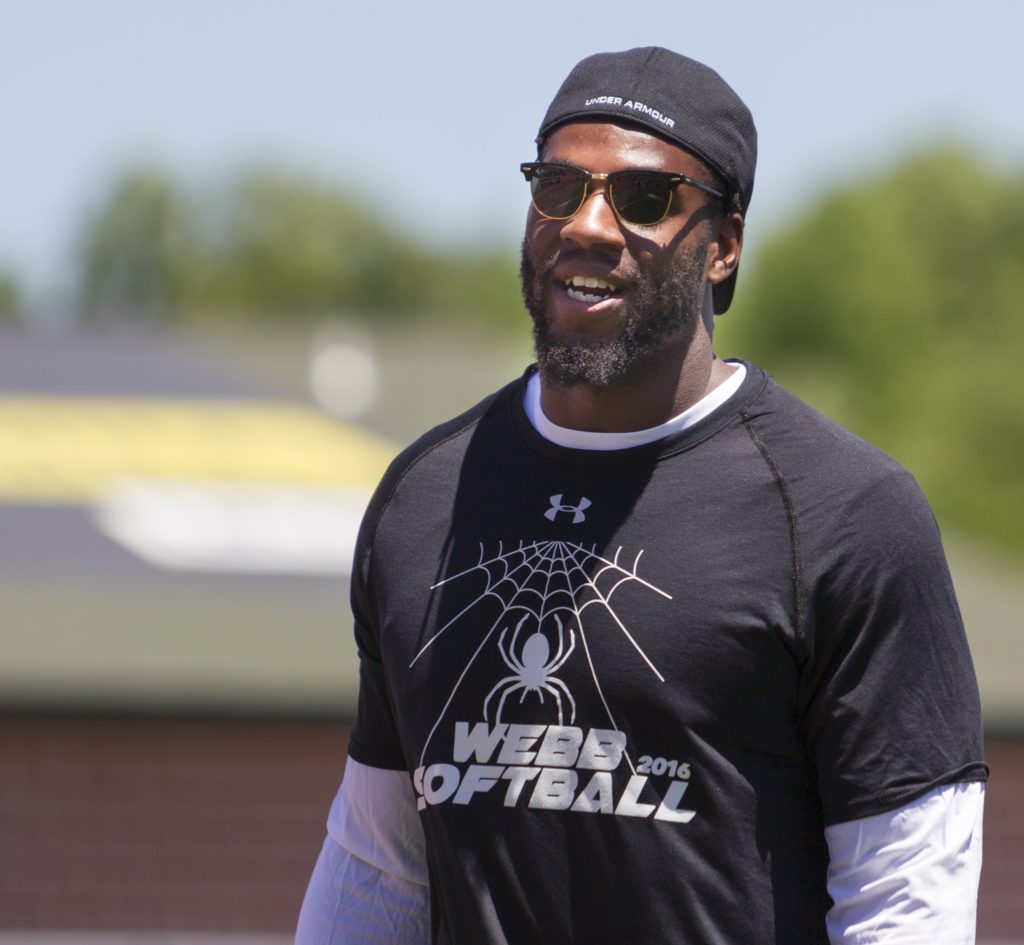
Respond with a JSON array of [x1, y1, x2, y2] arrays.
[[565, 275, 616, 290], [562, 275, 619, 304]]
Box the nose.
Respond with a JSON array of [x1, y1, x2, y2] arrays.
[[558, 181, 624, 250]]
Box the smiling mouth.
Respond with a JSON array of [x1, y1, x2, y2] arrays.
[[563, 275, 622, 304]]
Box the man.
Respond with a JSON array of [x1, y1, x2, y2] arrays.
[[297, 48, 987, 944]]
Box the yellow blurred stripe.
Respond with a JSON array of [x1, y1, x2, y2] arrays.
[[0, 396, 398, 503]]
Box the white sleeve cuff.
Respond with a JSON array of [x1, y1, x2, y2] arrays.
[[296, 834, 430, 945], [825, 780, 985, 944], [326, 756, 429, 887]]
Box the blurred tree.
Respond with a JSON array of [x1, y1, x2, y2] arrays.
[[191, 170, 426, 319], [0, 269, 19, 320], [717, 146, 1024, 559], [413, 248, 525, 330], [196, 169, 524, 327], [79, 168, 194, 321], [76, 166, 523, 329]]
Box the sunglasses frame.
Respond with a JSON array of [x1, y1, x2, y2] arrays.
[[521, 161, 727, 226]]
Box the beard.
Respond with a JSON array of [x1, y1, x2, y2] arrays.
[[520, 234, 710, 389]]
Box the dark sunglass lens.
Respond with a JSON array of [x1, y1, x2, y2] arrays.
[[530, 167, 587, 219], [611, 173, 673, 224]]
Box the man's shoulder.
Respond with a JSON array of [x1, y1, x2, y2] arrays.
[[357, 371, 527, 534], [744, 367, 912, 484], [742, 367, 943, 556], [392, 371, 527, 474]]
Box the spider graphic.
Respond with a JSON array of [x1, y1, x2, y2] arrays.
[[483, 613, 576, 724]]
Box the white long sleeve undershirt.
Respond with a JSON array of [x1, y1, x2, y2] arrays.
[[296, 760, 429, 945]]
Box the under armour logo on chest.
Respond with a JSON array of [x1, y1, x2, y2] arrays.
[[544, 494, 592, 524]]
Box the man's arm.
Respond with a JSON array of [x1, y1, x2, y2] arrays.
[[826, 781, 985, 944], [295, 757, 429, 945], [777, 442, 988, 939]]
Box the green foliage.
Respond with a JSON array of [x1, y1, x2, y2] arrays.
[[192, 171, 422, 318], [0, 269, 19, 320], [718, 146, 1024, 560], [77, 166, 524, 330], [79, 168, 194, 320]]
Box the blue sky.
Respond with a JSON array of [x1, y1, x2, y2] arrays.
[[5, 0, 1023, 300]]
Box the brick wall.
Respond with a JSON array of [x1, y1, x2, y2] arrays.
[[0, 714, 347, 930], [978, 737, 1024, 936], [1, 714, 1019, 937]]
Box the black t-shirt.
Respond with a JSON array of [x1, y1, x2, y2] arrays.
[[348, 363, 987, 945]]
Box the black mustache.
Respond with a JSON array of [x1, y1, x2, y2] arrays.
[[537, 250, 638, 287], [550, 249, 623, 271]]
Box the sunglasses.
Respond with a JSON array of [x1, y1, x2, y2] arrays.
[[521, 162, 726, 227]]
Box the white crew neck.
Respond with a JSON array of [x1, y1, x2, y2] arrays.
[[523, 362, 747, 451]]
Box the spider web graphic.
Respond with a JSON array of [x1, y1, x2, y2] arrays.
[[413, 539, 672, 770]]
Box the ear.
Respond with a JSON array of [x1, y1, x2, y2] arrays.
[[706, 211, 744, 286]]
